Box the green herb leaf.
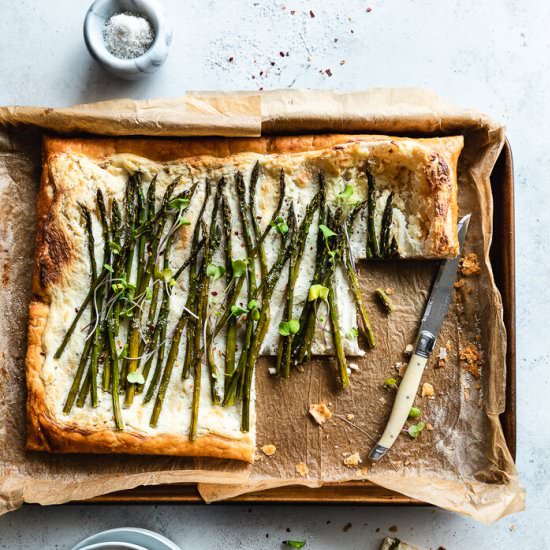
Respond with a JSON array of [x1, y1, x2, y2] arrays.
[[383, 377, 399, 390], [407, 421, 425, 439], [338, 183, 355, 201], [104, 263, 114, 273], [207, 263, 225, 281], [271, 215, 289, 235], [308, 284, 329, 301], [319, 224, 336, 238], [161, 267, 173, 283], [288, 319, 300, 334], [232, 258, 248, 278], [408, 407, 422, 419], [278, 321, 291, 336], [279, 319, 300, 336], [283, 542, 306, 549], [108, 241, 121, 254], [230, 304, 248, 317], [177, 216, 191, 226], [127, 371, 145, 385], [346, 327, 359, 339], [169, 197, 190, 210]]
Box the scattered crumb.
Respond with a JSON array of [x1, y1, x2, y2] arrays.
[[459, 253, 481, 276], [261, 444, 277, 456], [359, 466, 369, 477], [339, 59, 346, 65], [385, 287, 394, 295], [309, 403, 332, 425], [309, 9, 315, 18], [228, 56, 235, 62], [349, 362, 360, 372], [464, 386, 470, 400], [421, 382, 434, 397], [454, 278, 465, 289], [436, 347, 447, 368], [268, 367, 277, 375], [460, 343, 482, 378], [343, 522, 352, 532], [343, 452, 362, 468], [254, 452, 264, 461], [346, 413, 355, 420], [367, 7, 372, 12], [404, 343, 414, 355], [296, 462, 309, 476], [389, 525, 398, 533], [425, 422, 434, 431], [398, 363, 407, 377], [379, 396, 387, 404]]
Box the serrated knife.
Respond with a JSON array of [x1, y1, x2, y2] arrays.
[[369, 214, 471, 461]]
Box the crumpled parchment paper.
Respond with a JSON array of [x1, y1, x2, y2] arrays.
[[0, 89, 524, 523]]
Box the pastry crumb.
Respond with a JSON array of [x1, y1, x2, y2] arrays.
[[404, 343, 414, 355], [349, 362, 360, 371], [421, 382, 434, 397], [261, 444, 277, 456], [436, 347, 447, 368], [425, 422, 434, 431], [460, 343, 482, 378], [454, 278, 465, 289], [346, 413, 355, 420], [459, 252, 481, 276], [309, 403, 332, 425], [385, 287, 394, 295], [296, 462, 309, 476], [464, 386, 470, 400], [398, 363, 407, 377], [268, 367, 277, 375], [343, 452, 362, 467]]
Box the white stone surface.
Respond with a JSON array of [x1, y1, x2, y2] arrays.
[[0, 0, 547, 548]]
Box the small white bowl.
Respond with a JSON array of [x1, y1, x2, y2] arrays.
[[72, 527, 182, 550], [83, 0, 172, 80]]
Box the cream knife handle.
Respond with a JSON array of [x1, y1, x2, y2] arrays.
[[376, 352, 427, 449]]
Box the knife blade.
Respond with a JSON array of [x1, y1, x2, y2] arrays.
[[369, 214, 471, 461]]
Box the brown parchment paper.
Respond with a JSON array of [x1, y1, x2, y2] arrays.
[[0, 89, 524, 524]]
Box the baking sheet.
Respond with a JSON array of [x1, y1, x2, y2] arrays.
[[0, 89, 524, 523]]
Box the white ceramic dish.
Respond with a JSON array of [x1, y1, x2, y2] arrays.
[[78, 543, 148, 550], [83, 0, 172, 80], [72, 527, 181, 550]]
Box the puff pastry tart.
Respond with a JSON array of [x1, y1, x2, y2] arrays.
[[26, 134, 463, 461]]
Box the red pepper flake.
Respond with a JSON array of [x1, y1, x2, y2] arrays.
[[339, 59, 346, 65], [228, 56, 234, 62], [270, 61, 276, 66], [325, 68, 333, 77], [350, 29, 355, 33], [309, 9, 315, 17], [290, 10, 295, 15], [211, 291, 218, 297], [234, 231, 239, 236], [259, 87, 264, 91], [279, 51, 285, 57], [366, 7, 373, 12], [259, 70, 264, 76]]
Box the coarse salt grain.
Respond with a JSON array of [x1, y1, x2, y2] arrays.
[[103, 12, 154, 59]]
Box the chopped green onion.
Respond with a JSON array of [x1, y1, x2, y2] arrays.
[[308, 284, 329, 301], [408, 421, 425, 439], [207, 263, 225, 281]]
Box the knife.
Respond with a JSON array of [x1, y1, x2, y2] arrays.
[[369, 214, 471, 461]]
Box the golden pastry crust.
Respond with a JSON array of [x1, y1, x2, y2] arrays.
[[26, 133, 462, 460]]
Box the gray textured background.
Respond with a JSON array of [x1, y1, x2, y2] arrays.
[[0, 0, 547, 548]]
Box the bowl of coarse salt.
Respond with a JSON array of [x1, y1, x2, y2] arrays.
[[84, 0, 171, 79]]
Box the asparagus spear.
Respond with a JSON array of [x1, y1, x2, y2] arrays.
[[278, 192, 321, 377], [182, 179, 211, 380], [221, 195, 237, 395], [292, 171, 327, 366], [63, 337, 93, 413], [366, 167, 380, 258], [375, 287, 395, 312], [379, 191, 393, 257], [342, 200, 375, 349]]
